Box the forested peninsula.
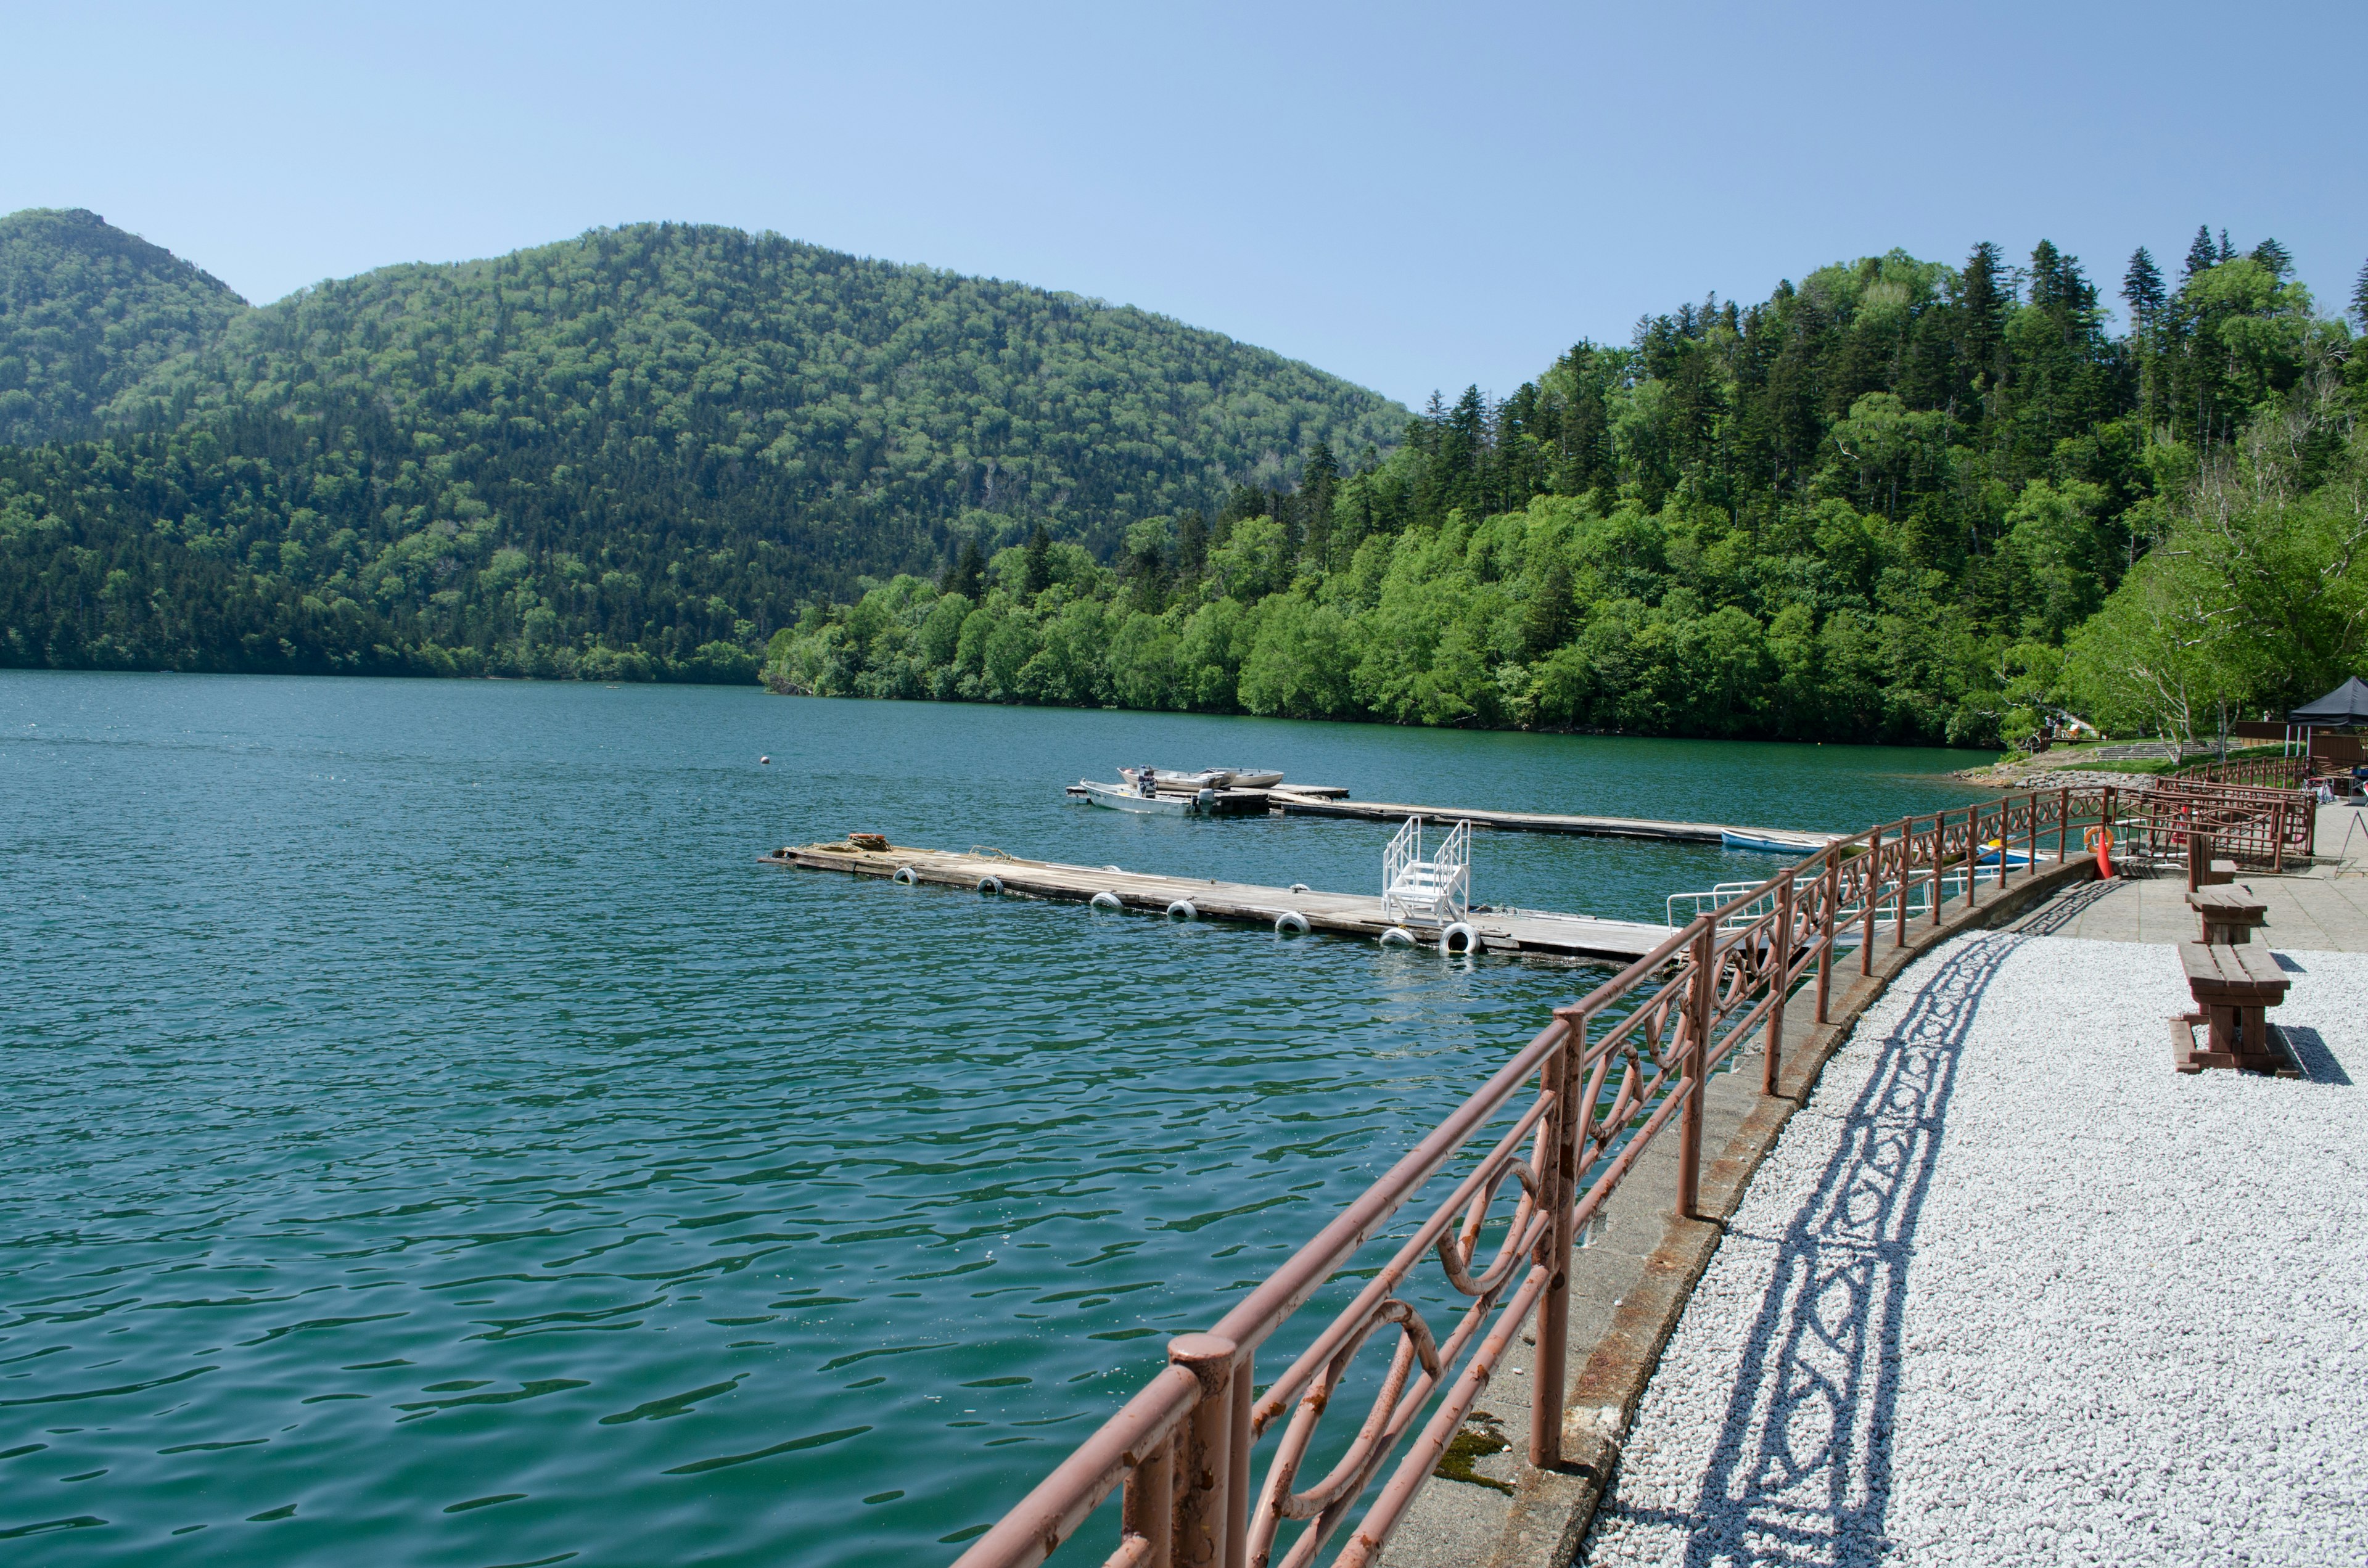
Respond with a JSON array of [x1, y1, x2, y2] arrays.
[[0, 210, 1401, 683], [771, 234, 2368, 749]]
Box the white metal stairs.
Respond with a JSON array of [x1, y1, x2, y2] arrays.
[[1382, 816, 1471, 925]]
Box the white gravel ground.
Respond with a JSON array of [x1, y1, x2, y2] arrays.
[[1583, 932, 2368, 1567]]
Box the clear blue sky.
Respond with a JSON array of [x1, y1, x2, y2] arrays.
[[9, 1, 2363, 410]]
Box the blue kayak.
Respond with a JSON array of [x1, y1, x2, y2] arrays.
[[1720, 829, 1832, 855]]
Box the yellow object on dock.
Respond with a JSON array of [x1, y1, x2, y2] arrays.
[[763, 839, 1677, 961]]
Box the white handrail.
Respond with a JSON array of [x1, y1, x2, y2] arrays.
[[1381, 816, 1473, 925]]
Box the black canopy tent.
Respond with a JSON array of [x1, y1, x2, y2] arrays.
[[2288, 677, 2368, 726]]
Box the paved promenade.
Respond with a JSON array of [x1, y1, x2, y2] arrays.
[[1578, 820, 2368, 1566], [2031, 801, 2368, 951]]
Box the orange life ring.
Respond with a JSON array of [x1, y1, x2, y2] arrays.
[[2082, 825, 2115, 879]]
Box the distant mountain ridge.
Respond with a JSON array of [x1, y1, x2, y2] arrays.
[[0, 212, 1405, 679], [0, 208, 247, 446]]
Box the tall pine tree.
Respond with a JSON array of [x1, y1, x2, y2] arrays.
[[2122, 247, 2166, 329], [1021, 522, 1051, 596], [1957, 241, 2008, 402], [2184, 224, 2219, 279]]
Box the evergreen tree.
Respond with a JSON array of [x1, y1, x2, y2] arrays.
[[2122, 247, 2166, 329], [2184, 225, 2219, 279], [1958, 242, 2008, 395], [1174, 510, 1209, 578], [944, 537, 985, 602], [2248, 237, 2293, 277], [1297, 439, 1339, 567], [1021, 523, 1051, 595], [2351, 258, 2368, 330], [2217, 229, 2236, 265]]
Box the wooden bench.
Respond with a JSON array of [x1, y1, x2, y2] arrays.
[[2185, 831, 2239, 893], [2186, 884, 2269, 945], [2173, 941, 2295, 1075]]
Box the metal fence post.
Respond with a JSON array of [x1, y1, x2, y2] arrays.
[[1530, 1030, 1580, 1468], [1897, 824, 1912, 949], [2058, 786, 2069, 864], [1677, 923, 1712, 1220], [1868, 829, 1886, 970], [1166, 1334, 1238, 1568], [1225, 1359, 1251, 1568], [1764, 869, 1793, 1097], [1122, 1435, 1178, 1568], [1816, 846, 1839, 1024], [1932, 810, 1949, 924]]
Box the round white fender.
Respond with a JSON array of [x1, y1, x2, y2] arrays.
[[1378, 926, 1416, 948], [1275, 910, 1310, 935], [892, 865, 919, 884], [1101, 864, 1123, 872], [1090, 890, 1124, 912], [1439, 921, 1480, 956], [977, 875, 1004, 895], [1166, 899, 1197, 920], [1288, 882, 1311, 893]]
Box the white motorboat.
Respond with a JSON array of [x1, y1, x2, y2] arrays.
[[1073, 779, 1215, 815], [1119, 766, 1286, 792]]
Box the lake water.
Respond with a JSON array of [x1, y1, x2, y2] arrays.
[[0, 673, 1985, 1566]]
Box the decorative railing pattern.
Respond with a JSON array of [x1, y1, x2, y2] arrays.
[[2136, 776, 2316, 867], [947, 779, 2259, 1568], [2169, 754, 2309, 789]]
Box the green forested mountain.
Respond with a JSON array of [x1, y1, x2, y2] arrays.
[[0, 217, 1404, 679], [771, 234, 2367, 747], [0, 208, 247, 447]]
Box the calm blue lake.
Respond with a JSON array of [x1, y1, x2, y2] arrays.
[[0, 673, 1984, 1566]]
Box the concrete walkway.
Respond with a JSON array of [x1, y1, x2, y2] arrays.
[[2022, 802, 2368, 951], [1579, 932, 2368, 1566]]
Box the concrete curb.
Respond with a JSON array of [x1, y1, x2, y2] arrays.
[[1480, 856, 2101, 1568]]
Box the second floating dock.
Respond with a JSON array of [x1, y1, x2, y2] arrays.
[[764, 839, 1676, 961], [1266, 789, 1835, 850]]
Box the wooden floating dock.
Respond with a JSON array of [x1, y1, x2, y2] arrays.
[[763, 840, 1677, 961], [1265, 789, 1835, 849]]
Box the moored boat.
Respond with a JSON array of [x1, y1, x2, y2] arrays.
[[1120, 766, 1286, 791], [1720, 828, 1838, 855], [1072, 779, 1216, 815]]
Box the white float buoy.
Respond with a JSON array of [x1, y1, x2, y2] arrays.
[[1275, 911, 1310, 935], [1090, 891, 1124, 912], [760, 755, 771, 765]]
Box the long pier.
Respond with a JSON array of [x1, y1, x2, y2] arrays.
[[763, 839, 1677, 961]]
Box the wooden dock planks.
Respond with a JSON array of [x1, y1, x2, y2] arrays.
[[1264, 790, 1834, 848], [762, 840, 1678, 961]]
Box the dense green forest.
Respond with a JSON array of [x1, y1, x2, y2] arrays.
[[0, 211, 1401, 679], [0, 208, 246, 448], [769, 233, 2368, 747]]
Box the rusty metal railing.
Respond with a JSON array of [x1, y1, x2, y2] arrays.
[[949, 784, 2137, 1568], [2169, 754, 2308, 789], [2134, 777, 2316, 868]]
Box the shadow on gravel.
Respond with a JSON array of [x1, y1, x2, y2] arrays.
[[2279, 1025, 2354, 1086], [1597, 933, 2016, 1567], [2011, 876, 2117, 935]]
